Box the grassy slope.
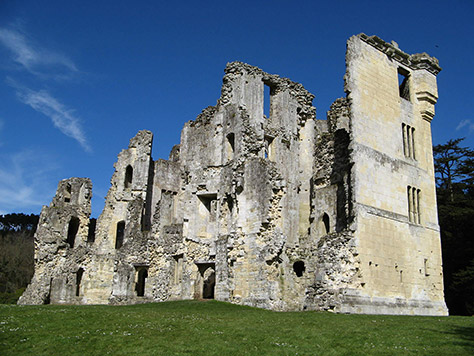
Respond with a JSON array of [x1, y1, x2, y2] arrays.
[[0, 300, 472, 356]]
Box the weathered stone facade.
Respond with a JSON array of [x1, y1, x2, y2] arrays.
[[19, 34, 448, 315]]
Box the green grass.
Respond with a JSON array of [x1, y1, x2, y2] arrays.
[[0, 300, 472, 355]]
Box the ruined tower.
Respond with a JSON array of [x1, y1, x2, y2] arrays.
[[19, 34, 448, 315]]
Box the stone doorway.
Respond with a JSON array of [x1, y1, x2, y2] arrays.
[[195, 263, 215, 299], [135, 266, 148, 297]]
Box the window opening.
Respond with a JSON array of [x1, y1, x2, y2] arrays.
[[87, 218, 96, 243], [76, 268, 84, 296], [173, 255, 183, 284], [424, 258, 430, 276], [64, 184, 71, 203], [115, 220, 125, 249], [402, 124, 416, 159], [407, 186, 421, 224], [67, 216, 80, 248], [226, 133, 235, 161], [264, 83, 271, 119], [398, 67, 410, 101], [124, 165, 133, 189], [322, 213, 330, 234], [135, 267, 148, 297], [293, 261, 306, 277], [226, 194, 234, 213], [264, 136, 274, 160], [198, 193, 218, 221]]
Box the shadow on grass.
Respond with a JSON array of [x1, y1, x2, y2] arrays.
[[448, 325, 474, 351]]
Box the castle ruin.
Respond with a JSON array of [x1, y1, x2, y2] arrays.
[[19, 34, 448, 315]]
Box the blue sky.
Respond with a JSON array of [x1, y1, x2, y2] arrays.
[[0, 0, 472, 217]]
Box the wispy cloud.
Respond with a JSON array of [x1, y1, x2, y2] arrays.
[[0, 149, 58, 214], [13, 85, 91, 152], [456, 119, 474, 133], [0, 26, 78, 79]]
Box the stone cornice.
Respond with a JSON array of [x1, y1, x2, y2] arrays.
[[358, 34, 442, 75]]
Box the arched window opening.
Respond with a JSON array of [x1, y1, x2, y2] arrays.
[[124, 165, 133, 189], [293, 261, 306, 277], [322, 213, 330, 235], [115, 221, 125, 249], [76, 268, 84, 297], [64, 184, 71, 203], [67, 217, 80, 248], [135, 267, 148, 297]]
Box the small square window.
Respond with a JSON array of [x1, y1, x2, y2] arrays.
[[398, 67, 410, 101]]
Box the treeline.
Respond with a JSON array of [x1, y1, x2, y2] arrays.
[[434, 138, 474, 315], [0, 213, 37, 303]]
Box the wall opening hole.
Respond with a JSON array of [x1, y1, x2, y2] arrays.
[[115, 220, 125, 249], [198, 193, 218, 222], [67, 216, 80, 248], [87, 218, 96, 243], [135, 267, 148, 297], [226, 194, 234, 213], [125, 165, 133, 189], [173, 255, 183, 284], [264, 135, 274, 160], [398, 67, 410, 101], [226, 133, 235, 161], [322, 213, 330, 234], [202, 268, 215, 299], [293, 261, 305, 277], [76, 268, 84, 297], [64, 184, 71, 202], [264, 83, 271, 119]]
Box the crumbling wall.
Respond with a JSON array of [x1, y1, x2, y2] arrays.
[[18, 178, 93, 304]]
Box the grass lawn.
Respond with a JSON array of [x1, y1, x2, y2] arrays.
[[0, 300, 472, 355]]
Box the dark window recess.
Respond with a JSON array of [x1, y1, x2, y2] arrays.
[[67, 217, 80, 248], [64, 184, 71, 202], [226, 194, 234, 213], [293, 261, 306, 277], [87, 218, 96, 243], [322, 213, 330, 234], [198, 194, 218, 221], [124, 165, 133, 189], [76, 268, 84, 297], [135, 267, 148, 297], [227, 133, 235, 152], [115, 221, 125, 249], [398, 67, 410, 101]]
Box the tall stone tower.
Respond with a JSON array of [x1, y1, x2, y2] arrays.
[[340, 34, 447, 314]]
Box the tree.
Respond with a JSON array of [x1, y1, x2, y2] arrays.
[[434, 138, 474, 315], [0, 214, 37, 303], [433, 138, 474, 202]]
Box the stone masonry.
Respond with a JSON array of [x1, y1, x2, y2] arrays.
[[19, 34, 448, 315]]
